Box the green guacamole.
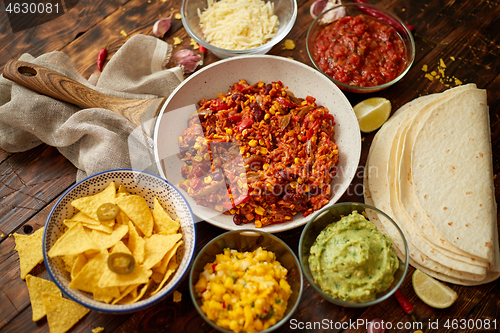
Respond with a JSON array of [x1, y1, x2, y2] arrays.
[[308, 211, 399, 303]]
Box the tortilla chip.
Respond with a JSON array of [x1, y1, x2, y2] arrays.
[[111, 241, 132, 255], [64, 219, 114, 234], [48, 222, 100, 257], [151, 260, 179, 296], [43, 292, 90, 333], [111, 283, 140, 304], [116, 210, 130, 225], [117, 281, 152, 304], [154, 240, 183, 275], [91, 224, 128, 250], [61, 255, 78, 274], [14, 228, 44, 279], [69, 250, 107, 293], [26, 275, 62, 321], [152, 198, 180, 235], [71, 182, 116, 221], [71, 254, 88, 280], [98, 263, 152, 288], [66, 211, 100, 226], [127, 221, 145, 264], [115, 195, 153, 237], [93, 286, 120, 303], [173, 290, 182, 302], [143, 234, 182, 269], [117, 185, 130, 197]]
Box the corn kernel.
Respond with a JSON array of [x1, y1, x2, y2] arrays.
[[332, 149, 338, 154], [255, 220, 262, 228], [204, 176, 212, 183], [178, 136, 183, 142], [240, 147, 246, 154], [294, 157, 299, 164], [204, 153, 210, 161], [260, 147, 268, 154], [259, 139, 265, 146], [285, 216, 292, 220], [193, 156, 203, 162], [258, 81, 264, 87], [290, 181, 297, 188], [297, 177, 303, 184], [215, 205, 224, 211], [226, 128, 233, 135], [255, 206, 265, 215], [263, 163, 270, 170], [248, 140, 258, 147], [264, 113, 271, 120], [301, 100, 307, 105]]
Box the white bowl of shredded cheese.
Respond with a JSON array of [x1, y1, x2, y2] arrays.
[[182, 0, 297, 58]]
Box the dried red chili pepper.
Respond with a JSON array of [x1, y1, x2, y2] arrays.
[[97, 43, 108, 72], [394, 289, 418, 322]]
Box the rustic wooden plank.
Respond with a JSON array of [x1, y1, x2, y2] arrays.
[[0, 198, 55, 330], [0, 145, 76, 239], [0, 0, 129, 73], [59, 0, 188, 79]]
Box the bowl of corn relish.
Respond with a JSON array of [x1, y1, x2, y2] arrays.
[[189, 230, 303, 332]]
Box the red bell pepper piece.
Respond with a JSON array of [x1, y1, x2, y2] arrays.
[[237, 118, 254, 131], [210, 101, 230, 111], [228, 115, 242, 123], [275, 97, 296, 108]]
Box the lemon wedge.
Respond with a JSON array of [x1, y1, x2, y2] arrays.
[[412, 269, 458, 309], [353, 97, 392, 133]]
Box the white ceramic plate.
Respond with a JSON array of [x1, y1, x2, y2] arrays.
[[154, 55, 361, 233]]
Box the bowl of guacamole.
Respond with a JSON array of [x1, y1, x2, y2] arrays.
[[299, 202, 409, 307]]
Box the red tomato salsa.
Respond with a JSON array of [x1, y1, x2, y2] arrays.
[[313, 14, 407, 87]]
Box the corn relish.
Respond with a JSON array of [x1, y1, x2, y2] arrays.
[[195, 247, 291, 332]]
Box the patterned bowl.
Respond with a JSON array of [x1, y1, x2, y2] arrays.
[[43, 169, 196, 313]]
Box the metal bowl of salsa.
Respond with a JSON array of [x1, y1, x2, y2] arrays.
[[298, 202, 409, 307], [306, 2, 415, 93]]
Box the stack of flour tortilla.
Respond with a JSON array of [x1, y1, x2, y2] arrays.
[[364, 84, 500, 285]]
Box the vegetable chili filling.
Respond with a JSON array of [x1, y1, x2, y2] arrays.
[[178, 79, 339, 227], [313, 14, 407, 87]]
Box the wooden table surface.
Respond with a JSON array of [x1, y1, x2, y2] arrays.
[[1, 0, 499, 332]]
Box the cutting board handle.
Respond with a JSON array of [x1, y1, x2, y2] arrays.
[[3, 60, 165, 128]]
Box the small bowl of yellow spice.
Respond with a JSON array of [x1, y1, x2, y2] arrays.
[[189, 230, 303, 332], [299, 202, 409, 307]]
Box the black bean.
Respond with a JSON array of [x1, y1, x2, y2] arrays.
[[233, 214, 244, 225], [264, 84, 272, 95], [250, 102, 264, 122]]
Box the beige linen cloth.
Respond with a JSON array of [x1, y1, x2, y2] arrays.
[[0, 34, 183, 181]]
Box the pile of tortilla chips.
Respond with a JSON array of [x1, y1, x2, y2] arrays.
[[48, 181, 183, 304], [14, 230, 90, 333], [364, 84, 500, 285], [26, 274, 90, 333]]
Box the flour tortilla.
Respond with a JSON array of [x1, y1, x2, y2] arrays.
[[411, 88, 499, 270], [364, 84, 499, 285]]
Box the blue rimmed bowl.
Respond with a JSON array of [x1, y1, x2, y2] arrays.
[[43, 169, 196, 313]]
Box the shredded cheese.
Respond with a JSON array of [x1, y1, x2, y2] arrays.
[[198, 0, 279, 50]]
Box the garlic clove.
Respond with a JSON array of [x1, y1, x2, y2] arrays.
[[310, 0, 327, 19], [153, 16, 172, 38], [174, 49, 203, 74]]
